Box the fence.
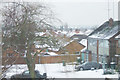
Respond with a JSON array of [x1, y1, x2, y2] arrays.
[[2, 54, 80, 65]]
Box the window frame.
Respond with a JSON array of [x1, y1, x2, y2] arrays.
[[118, 40, 120, 48]]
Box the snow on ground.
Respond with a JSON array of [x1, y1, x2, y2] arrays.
[[4, 63, 119, 79]]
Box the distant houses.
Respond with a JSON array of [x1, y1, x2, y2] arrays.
[[3, 18, 120, 65], [56, 40, 85, 54], [2, 30, 87, 65], [70, 34, 87, 42]]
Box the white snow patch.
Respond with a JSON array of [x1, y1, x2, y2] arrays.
[[89, 25, 119, 39], [4, 63, 119, 78], [42, 52, 58, 56], [35, 44, 50, 48], [48, 48, 59, 52], [81, 47, 87, 52], [63, 40, 74, 47], [35, 32, 45, 36], [85, 29, 93, 36], [66, 31, 85, 37], [115, 34, 120, 39], [79, 39, 87, 47], [47, 52, 58, 56]]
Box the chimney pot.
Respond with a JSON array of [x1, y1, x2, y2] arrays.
[[109, 18, 113, 27]]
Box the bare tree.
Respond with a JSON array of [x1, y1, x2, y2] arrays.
[[2, 2, 57, 79]]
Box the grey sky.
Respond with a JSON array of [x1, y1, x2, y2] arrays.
[[1, 0, 119, 27], [43, 0, 118, 27]]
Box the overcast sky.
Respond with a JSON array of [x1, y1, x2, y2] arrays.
[[1, 0, 119, 27], [43, 0, 118, 27]]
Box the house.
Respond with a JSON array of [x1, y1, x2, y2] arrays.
[[56, 40, 85, 54], [87, 18, 120, 64], [2, 30, 86, 64], [35, 32, 85, 63], [79, 39, 92, 62], [115, 34, 120, 65], [115, 34, 120, 54], [70, 34, 88, 42]]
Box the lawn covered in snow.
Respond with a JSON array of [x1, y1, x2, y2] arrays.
[[4, 63, 119, 79]]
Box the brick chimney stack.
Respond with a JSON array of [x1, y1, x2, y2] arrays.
[[109, 18, 114, 27]]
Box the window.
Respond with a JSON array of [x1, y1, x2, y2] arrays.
[[99, 40, 109, 48], [88, 39, 97, 54], [99, 40, 109, 55], [118, 40, 120, 47], [85, 63, 91, 67], [88, 39, 97, 46], [23, 70, 30, 75]]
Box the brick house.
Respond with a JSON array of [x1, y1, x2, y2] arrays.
[[115, 34, 120, 65], [2, 31, 86, 64], [80, 39, 92, 62], [70, 34, 87, 42], [115, 34, 120, 55], [87, 18, 120, 64], [56, 40, 85, 54]]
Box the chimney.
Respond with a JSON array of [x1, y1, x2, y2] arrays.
[[109, 18, 114, 27]]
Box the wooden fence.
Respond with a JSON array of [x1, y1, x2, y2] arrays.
[[2, 54, 81, 65]]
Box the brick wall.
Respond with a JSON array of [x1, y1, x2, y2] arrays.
[[2, 54, 80, 65], [88, 51, 92, 62], [39, 54, 80, 64], [116, 40, 120, 54]]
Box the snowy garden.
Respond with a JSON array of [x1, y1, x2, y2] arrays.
[[4, 63, 119, 79]]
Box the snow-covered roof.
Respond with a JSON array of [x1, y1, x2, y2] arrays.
[[54, 30, 68, 35], [85, 29, 93, 36], [66, 31, 86, 37], [54, 30, 91, 39], [79, 39, 87, 47], [89, 21, 120, 39], [35, 44, 49, 48], [115, 34, 120, 39], [81, 47, 87, 53], [46, 52, 58, 56], [35, 32, 45, 36], [35, 44, 59, 52], [63, 40, 74, 47], [70, 34, 88, 42], [48, 48, 59, 52], [41, 52, 58, 56], [54, 30, 90, 38]]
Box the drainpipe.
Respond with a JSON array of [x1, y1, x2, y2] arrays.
[[97, 40, 99, 63], [87, 39, 88, 50]]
